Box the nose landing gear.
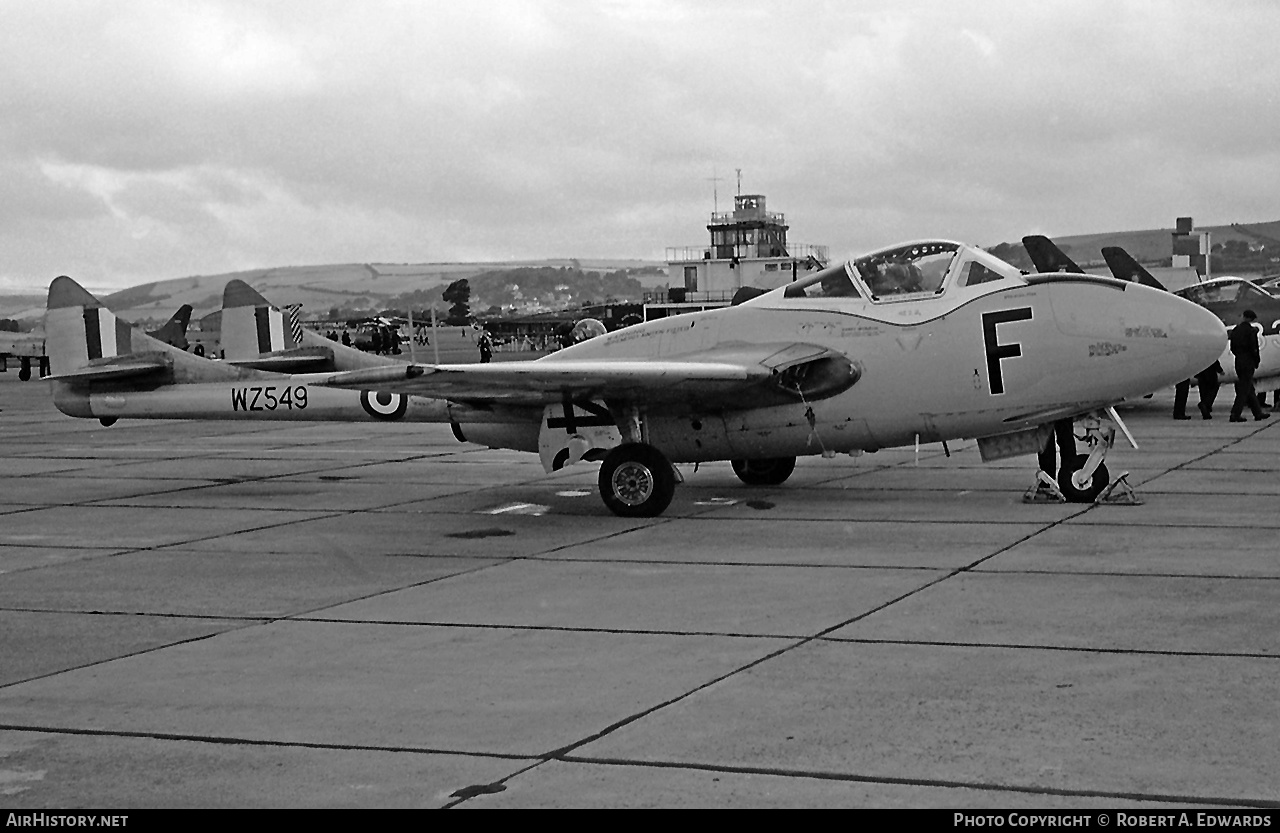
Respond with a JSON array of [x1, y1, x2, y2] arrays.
[[1026, 408, 1142, 506]]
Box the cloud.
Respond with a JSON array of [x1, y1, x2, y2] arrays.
[[2, 0, 1280, 289]]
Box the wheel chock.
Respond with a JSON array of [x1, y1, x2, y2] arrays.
[[1094, 471, 1143, 506], [1022, 471, 1066, 504]]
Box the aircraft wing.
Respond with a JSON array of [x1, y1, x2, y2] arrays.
[[307, 342, 851, 409], [45, 351, 173, 383]]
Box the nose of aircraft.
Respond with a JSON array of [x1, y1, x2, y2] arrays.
[[1161, 289, 1229, 379], [1047, 277, 1228, 397], [1141, 285, 1228, 386]]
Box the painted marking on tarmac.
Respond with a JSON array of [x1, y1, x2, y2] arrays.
[[483, 502, 549, 516], [693, 497, 738, 506], [556, 489, 591, 497]]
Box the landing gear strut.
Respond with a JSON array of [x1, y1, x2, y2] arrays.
[[1029, 408, 1137, 505]]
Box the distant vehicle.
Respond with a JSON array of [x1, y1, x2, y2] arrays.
[[42, 239, 1225, 516], [0, 330, 46, 380], [343, 317, 403, 354]]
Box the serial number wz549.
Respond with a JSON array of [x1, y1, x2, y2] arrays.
[[231, 385, 308, 411]]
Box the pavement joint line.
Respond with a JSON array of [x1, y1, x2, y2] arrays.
[[1135, 423, 1277, 488], [0, 723, 538, 762], [552, 754, 1280, 809], [530, 507, 1110, 758], [7, 711, 1269, 808], [966, 567, 1280, 581], [271, 557, 515, 622], [0, 627, 255, 692], [815, 636, 1280, 660], [3, 605, 1273, 661], [283, 616, 805, 641]]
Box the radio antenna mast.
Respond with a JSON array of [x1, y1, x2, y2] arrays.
[[705, 168, 724, 213]]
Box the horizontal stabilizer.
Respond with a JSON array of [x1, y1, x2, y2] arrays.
[[226, 346, 335, 372], [45, 352, 172, 383]]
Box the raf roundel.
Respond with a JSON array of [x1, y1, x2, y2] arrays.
[[360, 390, 408, 420]]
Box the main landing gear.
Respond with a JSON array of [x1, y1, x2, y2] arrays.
[[730, 456, 797, 486], [598, 443, 676, 518]]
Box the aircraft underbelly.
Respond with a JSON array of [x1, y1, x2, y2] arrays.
[[717, 400, 876, 459]]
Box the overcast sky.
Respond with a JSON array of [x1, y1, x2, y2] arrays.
[[3, 0, 1278, 291]]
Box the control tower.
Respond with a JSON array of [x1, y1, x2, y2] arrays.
[[649, 193, 828, 320]]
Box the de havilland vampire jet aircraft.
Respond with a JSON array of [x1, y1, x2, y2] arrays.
[[44, 240, 1225, 517]]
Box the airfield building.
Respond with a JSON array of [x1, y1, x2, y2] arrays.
[[646, 193, 829, 320]]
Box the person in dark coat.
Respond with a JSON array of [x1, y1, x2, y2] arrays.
[[477, 329, 493, 363], [1228, 310, 1270, 422], [1195, 360, 1224, 419], [1037, 418, 1078, 480], [1172, 378, 1192, 420]]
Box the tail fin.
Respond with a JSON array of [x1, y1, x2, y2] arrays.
[[221, 279, 303, 361], [46, 276, 150, 377], [145, 304, 192, 350], [1101, 247, 1168, 291], [45, 276, 239, 385], [221, 279, 407, 372], [1022, 235, 1085, 274]]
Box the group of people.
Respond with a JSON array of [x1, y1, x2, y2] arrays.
[[1173, 309, 1272, 422], [321, 326, 404, 354]]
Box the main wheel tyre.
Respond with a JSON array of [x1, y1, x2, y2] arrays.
[[1058, 455, 1109, 503], [598, 443, 676, 518], [731, 456, 797, 486]]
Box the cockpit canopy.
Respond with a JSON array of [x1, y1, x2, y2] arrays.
[[1177, 279, 1274, 309], [778, 240, 1023, 302]]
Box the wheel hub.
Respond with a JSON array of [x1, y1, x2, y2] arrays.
[[611, 461, 654, 506]]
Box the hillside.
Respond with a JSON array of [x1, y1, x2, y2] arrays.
[[5, 218, 1280, 324], [991, 220, 1280, 274], [0, 258, 663, 325]]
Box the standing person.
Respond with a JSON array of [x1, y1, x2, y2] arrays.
[[477, 329, 493, 363], [1026, 417, 1078, 502], [1172, 378, 1192, 420], [1228, 310, 1270, 422], [1196, 360, 1224, 420]]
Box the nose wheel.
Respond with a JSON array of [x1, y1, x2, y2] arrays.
[[598, 443, 676, 517], [1058, 455, 1109, 502]]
